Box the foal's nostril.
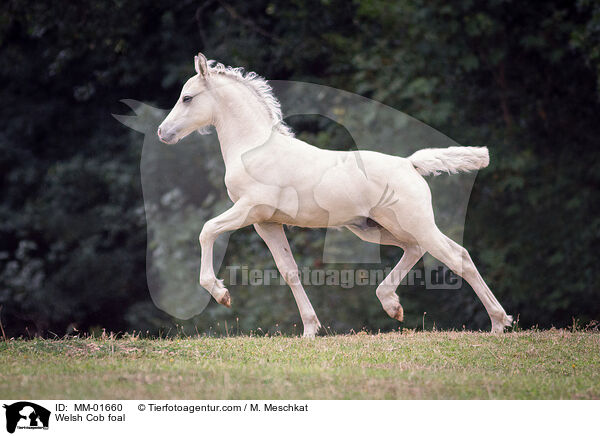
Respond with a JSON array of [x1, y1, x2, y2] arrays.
[[157, 126, 162, 137]]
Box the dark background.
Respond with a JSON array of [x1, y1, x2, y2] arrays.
[[1, 0, 599, 337]]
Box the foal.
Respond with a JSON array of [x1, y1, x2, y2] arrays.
[[158, 53, 513, 337]]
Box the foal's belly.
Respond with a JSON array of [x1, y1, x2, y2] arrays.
[[268, 209, 332, 228], [266, 192, 368, 228]]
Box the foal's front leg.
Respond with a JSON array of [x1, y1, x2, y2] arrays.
[[254, 223, 322, 337], [199, 201, 256, 307]]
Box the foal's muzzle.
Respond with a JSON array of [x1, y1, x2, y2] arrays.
[[157, 126, 177, 144]]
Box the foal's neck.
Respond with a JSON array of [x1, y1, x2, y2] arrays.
[[212, 78, 276, 166]]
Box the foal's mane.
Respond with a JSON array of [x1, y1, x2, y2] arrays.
[[207, 60, 294, 137]]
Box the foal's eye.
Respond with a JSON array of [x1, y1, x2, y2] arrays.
[[182, 95, 193, 103]]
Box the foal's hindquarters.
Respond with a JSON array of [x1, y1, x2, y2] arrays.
[[358, 157, 513, 333]]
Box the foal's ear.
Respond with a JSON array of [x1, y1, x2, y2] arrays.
[[194, 53, 209, 77]]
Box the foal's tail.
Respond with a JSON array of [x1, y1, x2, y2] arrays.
[[407, 146, 489, 176]]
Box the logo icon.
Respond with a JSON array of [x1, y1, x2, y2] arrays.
[[3, 402, 50, 434]]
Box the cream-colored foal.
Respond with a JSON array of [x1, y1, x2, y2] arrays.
[[158, 53, 512, 337]]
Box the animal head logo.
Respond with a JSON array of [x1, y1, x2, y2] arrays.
[[3, 402, 50, 434], [114, 77, 478, 319]]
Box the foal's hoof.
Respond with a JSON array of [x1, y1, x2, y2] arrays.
[[381, 294, 404, 322], [491, 314, 513, 333], [218, 290, 231, 308], [302, 318, 322, 338], [393, 304, 404, 322]]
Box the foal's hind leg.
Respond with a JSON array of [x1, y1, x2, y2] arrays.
[[368, 208, 512, 332], [347, 225, 423, 322], [420, 229, 512, 332], [375, 244, 423, 321]]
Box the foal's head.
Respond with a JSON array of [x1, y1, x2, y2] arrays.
[[158, 53, 215, 144]]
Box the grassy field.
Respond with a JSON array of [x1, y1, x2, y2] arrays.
[[0, 330, 599, 399]]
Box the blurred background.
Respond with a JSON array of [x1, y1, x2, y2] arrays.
[[1, 0, 598, 337]]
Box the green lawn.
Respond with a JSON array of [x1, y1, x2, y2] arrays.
[[1, 330, 598, 399]]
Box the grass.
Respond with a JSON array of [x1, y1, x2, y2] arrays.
[[0, 329, 599, 399]]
